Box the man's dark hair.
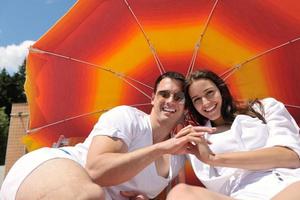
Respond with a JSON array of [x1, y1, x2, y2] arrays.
[[153, 71, 185, 93]]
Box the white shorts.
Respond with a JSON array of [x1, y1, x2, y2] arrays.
[[0, 147, 78, 200], [231, 170, 300, 200]]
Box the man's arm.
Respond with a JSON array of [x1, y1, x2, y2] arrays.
[[86, 135, 166, 186], [85, 126, 212, 186]]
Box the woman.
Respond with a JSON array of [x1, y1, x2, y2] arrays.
[[167, 69, 300, 200]]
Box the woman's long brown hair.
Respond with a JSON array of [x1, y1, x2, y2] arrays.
[[185, 70, 266, 126]]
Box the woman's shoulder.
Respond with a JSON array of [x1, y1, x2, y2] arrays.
[[260, 97, 280, 104], [257, 97, 290, 118], [259, 97, 284, 108]]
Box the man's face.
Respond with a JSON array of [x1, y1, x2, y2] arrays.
[[151, 77, 185, 124]]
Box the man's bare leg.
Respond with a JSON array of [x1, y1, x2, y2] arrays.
[[16, 158, 104, 200], [167, 183, 234, 200], [271, 181, 300, 200]]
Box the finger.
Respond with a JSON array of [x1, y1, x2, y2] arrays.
[[182, 135, 205, 145], [185, 132, 212, 144], [120, 191, 137, 197], [175, 125, 193, 138], [186, 144, 199, 154], [175, 132, 206, 142], [188, 133, 213, 145], [206, 139, 212, 145], [176, 132, 206, 145], [185, 132, 206, 138], [192, 126, 216, 133], [135, 195, 149, 200], [176, 126, 216, 139]]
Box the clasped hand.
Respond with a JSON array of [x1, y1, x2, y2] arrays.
[[161, 125, 215, 157]]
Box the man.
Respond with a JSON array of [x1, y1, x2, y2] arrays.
[[1, 72, 214, 200]]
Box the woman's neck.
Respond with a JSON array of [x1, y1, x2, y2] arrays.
[[211, 116, 226, 127], [213, 124, 231, 133], [211, 117, 231, 133]]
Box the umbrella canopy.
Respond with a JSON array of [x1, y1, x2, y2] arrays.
[[24, 0, 300, 151]]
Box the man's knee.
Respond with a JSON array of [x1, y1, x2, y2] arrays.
[[17, 181, 105, 200], [80, 182, 105, 200], [167, 183, 190, 200], [15, 158, 103, 200]]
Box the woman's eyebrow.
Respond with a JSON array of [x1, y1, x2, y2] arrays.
[[203, 87, 215, 92]]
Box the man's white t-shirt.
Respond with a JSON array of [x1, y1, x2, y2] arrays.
[[0, 106, 185, 200], [68, 106, 185, 200]]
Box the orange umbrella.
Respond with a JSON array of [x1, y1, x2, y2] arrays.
[[24, 0, 300, 155]]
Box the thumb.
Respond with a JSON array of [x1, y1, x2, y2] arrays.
[[135, 195, 149, 200]]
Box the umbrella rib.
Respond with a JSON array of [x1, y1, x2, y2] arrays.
[[221, 37, 300, 80], [122, 75, 153, 90], [26, 109, 108, 134], [29, 47, 153, 96], [26, 103, 151, 134], [120, 78, 152, 100], [186, 0, 220, 77], [122, 0, 165, 74], [285, 104, 300, 109], [24, 102, 300, 134]]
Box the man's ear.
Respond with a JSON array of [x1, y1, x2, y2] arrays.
[[151, 93, 155, 105], [178, 109, 189, 124], [184, 109, 188, 115]]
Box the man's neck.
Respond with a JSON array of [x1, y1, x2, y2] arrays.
[[150, 116, 175, 144]]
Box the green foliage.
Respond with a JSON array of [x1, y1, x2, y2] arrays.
[[0, 61, 26, 115], [0, 107, 9, 165], [0, 60, 26, 164]]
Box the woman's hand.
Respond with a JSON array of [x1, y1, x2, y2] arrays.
[[174, 125, 215, 164], [194, 141, 215, 164]]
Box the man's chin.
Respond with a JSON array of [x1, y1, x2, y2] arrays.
[[161, 113, 181, 123]]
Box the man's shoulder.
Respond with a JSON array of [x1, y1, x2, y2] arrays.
[[101, 106, 150, 131], [110, 105, 139, 112], [107, 105, 147, 117]]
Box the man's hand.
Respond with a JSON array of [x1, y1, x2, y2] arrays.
[[159, 125, 215, 155]]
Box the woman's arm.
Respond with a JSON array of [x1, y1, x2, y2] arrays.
[[195, 98, 300, 170], [209, 146, 300, 170]]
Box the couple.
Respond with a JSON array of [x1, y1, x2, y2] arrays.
[[1, 70, 300, 200]]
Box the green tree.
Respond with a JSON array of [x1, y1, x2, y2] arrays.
[[9, 63, 27, 103], [0, 107, 9, 165], [0, 68, 11, 115], [0, 62, 27, 115], [0, 60, 27, 164]]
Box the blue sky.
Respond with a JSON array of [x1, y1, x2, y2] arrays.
[[0, 0, 77, 74]]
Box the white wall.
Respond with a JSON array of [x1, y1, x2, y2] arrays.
[[0, 165, 5, 187]]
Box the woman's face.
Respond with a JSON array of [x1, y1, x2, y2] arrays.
[[188, 78, 224, 125]]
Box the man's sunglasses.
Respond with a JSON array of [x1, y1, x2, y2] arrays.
[[157, 90, 185, 103]]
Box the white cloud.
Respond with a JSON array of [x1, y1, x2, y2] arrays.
[[0, 40, 35, 74]]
